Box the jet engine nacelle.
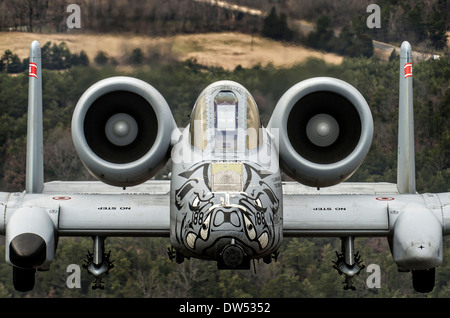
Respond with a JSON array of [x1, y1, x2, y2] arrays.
[[72, 77, 177, 187], [268, 77, 373, 187]]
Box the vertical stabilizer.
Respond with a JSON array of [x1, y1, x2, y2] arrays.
[[397, 41, 416, 194], [26, 41, 44, 194]]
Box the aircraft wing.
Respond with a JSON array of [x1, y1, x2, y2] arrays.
[[39, 180, 401, 238], [41, 180, 397, 237], [41, 180, 437, 240], [42, 179, 171, 195], [282, 182, 398, 237], [40, 180, 171, 236]]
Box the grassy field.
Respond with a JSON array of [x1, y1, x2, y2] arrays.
[[0, 31, 344, 69]]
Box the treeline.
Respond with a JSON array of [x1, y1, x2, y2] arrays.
[[303, 14, 374, 58], [254, 0, 449, 51], [0, 47, 448, 193], [2, 1, 448, 57], [0, 42, 449, 191], [2, 235, 450, 298], [261, 3, 448, 59], [358, 0, 448, 50], [0, 0, 260, 34], [0, 41, 151, 74], [0, 42, 89, 74], [0, 42, 164, 75], [261, 6, 374, 58], [0, 45, 448, 297]]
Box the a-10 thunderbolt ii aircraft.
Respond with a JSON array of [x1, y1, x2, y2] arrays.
[[2, 40, 449, 294]]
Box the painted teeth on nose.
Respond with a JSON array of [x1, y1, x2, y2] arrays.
[[186, 233, 196, 249], [258, 232, 268, 249]]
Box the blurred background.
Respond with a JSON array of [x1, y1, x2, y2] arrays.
[[0, 0, 448, 298]]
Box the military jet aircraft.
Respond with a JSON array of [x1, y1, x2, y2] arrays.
[[2, 40, 449, 293]]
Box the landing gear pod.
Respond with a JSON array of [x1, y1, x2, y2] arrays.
[[391, 207, 443, 293], [6, 207, 55, 291], [72, 76, 177, 187]]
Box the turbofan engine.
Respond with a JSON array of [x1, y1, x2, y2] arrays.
[[268, 77, 373, 188], [72, 76, 177, 187]]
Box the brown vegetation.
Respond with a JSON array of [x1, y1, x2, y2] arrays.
[[0, 31, 343, 70]]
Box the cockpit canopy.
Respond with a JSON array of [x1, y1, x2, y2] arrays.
[[189, 81, 262, 152]]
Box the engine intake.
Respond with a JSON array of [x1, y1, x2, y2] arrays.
[[72, 77, 177, 187], [268, 77, 373, 187], [83, 90, 157, 164]]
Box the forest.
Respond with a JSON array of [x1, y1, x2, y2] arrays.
[[1, 0, 449, 53], [0, 39, 447, 298], [0, 0, 448, 299]]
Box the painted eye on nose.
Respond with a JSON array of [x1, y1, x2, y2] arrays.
[[192, 196, 200, 208], [243, 214, 256, 240], [200, 214, 211, 240]]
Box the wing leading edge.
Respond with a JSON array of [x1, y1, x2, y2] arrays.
[[45, 180, 170, 236]]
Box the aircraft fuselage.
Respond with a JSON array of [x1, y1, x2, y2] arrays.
[[169, 81, 283, 268]]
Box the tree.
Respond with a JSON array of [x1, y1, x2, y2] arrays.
[[128, 48, 144, 65], [1, 50, 25, 73], [44, 126, 92, 181], [261, 7, 293, 41], [71, 50, 90, 67], [406, 2, 427, 43], [94, 51, 109, 66], [10, 0, 50, 32], [305, 15, 336, 51], [428, 9, 448, 50], [41, 42, 78, 70]]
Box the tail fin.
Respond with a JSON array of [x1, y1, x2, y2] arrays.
[[397, 41, 416, 194], [25, 41, 44, 194]]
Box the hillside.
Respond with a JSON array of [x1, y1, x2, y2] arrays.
[[0, 32, 343, 70], [0, 31, 447, 299]]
